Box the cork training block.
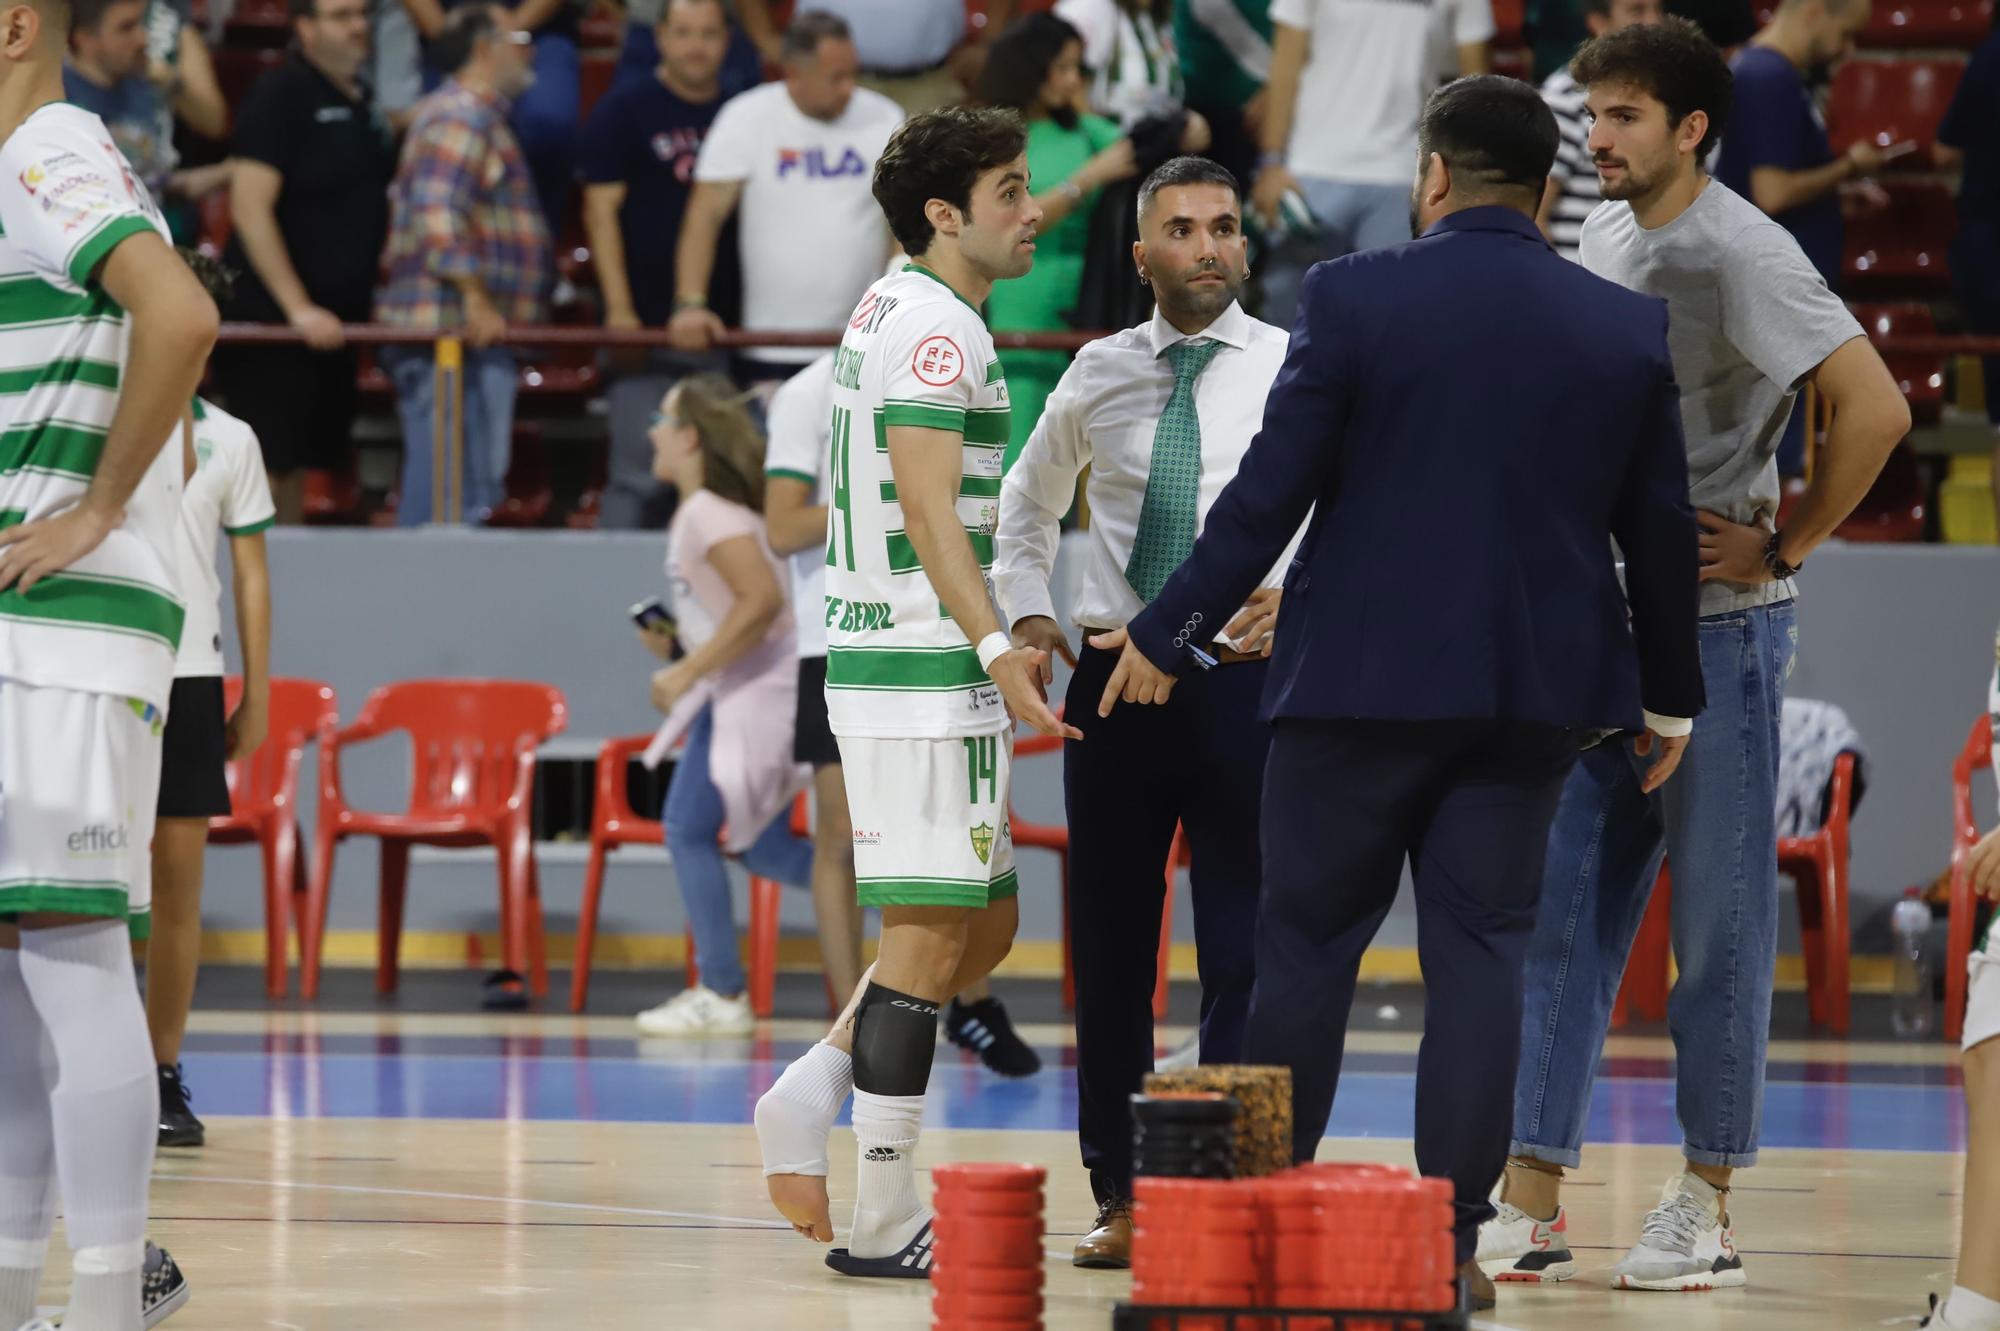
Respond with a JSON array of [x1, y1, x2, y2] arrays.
[[1143, 1064, 1294, 1179]]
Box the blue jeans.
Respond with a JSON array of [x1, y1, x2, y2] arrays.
[[1511, 600, 1798, 1170], [663, 705, 815, 998], [511, 33, 578, 234], [382, 344, 518, 525], [1259, 177, 1411, 331]]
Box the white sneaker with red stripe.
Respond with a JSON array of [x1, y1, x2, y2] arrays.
[[1611, 1172, 1747, 1291], [1475, 1200, 1578, 1283]]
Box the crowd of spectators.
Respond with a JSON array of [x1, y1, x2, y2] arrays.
[[96, 0, 1964, 524]]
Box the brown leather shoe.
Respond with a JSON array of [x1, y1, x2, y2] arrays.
[[1460, 1258, 1497, 1311], [1072, 1198, 1134, 1269]]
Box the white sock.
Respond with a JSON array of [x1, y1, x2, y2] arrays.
[[848, 1089, 927, 1259], [754, 1041, 853, 1176], [1944, 1286, 2000, 1330], [62, 1240, 144, 1331], [18, 922, 157, 1331], [0, 949, 56, 1330]]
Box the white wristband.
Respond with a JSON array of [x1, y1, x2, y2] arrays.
[[976, 632, 1011, 673]]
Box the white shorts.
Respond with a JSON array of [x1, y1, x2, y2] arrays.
[[837, 732, 1016, 909], [0, 679, 164, 939], [1967, 918, 2000, 1052]]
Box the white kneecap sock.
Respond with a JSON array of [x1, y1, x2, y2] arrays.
[[1945, 1286, 2000, 1330], [755, 1041, 853, 1176], [0, 949, 57, 1329], [17, 921, 158, 1331], [848, 1089, 927, 1259]]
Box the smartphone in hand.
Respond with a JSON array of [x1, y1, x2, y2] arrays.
[[630, 598, 683, 658], [1879, 139, 1921, 163]]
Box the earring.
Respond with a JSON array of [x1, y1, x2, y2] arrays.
[[1139, 271, 1151, 286]]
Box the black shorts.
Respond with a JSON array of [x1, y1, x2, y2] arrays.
[[157, 677, 232, 819], [795, 656, 840, 767]]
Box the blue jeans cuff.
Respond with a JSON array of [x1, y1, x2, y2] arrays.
[[1681, 1144, 1759, 1169], [1507, 1141, 1581, 1170]]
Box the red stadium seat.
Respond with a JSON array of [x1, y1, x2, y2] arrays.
[[1834, 440, 1927, 541], [213, 48, 284, 109], [1851, 302, 1945, 424], [1844, 180, 1956, 293], [303, 680, 568, 1002], [1826, 58, 1964, 170], [1863, 0, 1992, 47], [210, 678, 340, 999], [487, 423, 555, 527], [581, 53, 618, 123]]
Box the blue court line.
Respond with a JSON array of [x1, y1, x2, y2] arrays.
[[176, 1045, 1970, 1154], [181, 1033, 1965, 1087]]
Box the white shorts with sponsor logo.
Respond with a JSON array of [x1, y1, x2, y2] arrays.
[[1968, 916, 2000, 1052], [0, 678, 163, 938], [838, 732, 1016, 909]]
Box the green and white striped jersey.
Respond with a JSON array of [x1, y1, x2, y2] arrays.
[[823, 264, 1011, 739], [0, 104, 182, 711]]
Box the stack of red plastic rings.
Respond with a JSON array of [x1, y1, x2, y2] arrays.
[[931, 1162, 1047, 1331], [1131, 1164, 1456, 1331], [1262, 1164, 1455, 1330]]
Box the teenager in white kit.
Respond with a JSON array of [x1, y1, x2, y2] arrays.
[[150, 398, 274, 1149]]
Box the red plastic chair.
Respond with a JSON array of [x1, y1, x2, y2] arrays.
[[682, 795, 809, 1019], [1785, 753, 1858, 1034], [1827, 58, 1965, 170], [1611, 865, 1673, 1029], [1852, 302, 1945, 425], [1948, 714, 1995, 1043], [208, 678, 338, 999], [1862, 0, 1993, 46], [303, 680, 568, 1002], [1845, 181, 1957, 292], [570, 737, 803, 1016], [1013, 727, 1173, 1021], [1613, 753, 1861, 1032]]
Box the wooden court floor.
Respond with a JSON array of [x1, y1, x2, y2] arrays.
[[30, 1010, 1968, 1331]]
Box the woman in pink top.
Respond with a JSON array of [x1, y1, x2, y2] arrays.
[[634, 374, 814, 1037]]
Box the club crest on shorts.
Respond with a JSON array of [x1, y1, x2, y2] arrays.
[[969, 821, 995, 865]]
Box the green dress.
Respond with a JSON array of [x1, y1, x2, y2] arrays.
[[988, 113, 1123, 469]]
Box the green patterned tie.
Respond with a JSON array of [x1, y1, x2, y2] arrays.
[[1126, 337, 1222, 601]]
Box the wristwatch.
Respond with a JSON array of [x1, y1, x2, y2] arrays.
[[1764, 529, 1802, 580]]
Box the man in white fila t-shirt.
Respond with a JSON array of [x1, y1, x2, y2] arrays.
[[150, 399, 274, 1153], [669, 9, 902, 386]]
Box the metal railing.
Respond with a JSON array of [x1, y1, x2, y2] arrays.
[[209, 322, 1989, 524]]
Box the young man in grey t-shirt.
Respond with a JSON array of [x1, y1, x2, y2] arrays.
[[1477, 17, 1909, 1294]]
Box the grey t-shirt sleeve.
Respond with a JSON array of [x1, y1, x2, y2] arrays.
[[1718, 219, 1865, 395]]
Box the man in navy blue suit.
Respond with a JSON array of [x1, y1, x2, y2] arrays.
[[1088, 74, 1706, 1307]]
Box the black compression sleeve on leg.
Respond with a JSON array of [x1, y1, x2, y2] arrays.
[[851, 983, 942, 1098]]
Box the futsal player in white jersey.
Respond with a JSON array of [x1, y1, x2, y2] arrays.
[[752, 105, 1075, 1278], [0, 0, 221, 1323], [150, 399, 274, 1150], [1924, 635, 2000, 1331]]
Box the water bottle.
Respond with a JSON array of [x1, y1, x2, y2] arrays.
[[1890, 888, 1936, 1038]]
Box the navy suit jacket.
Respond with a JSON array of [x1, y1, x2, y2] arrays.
[[1128, 207, 1705, 732]]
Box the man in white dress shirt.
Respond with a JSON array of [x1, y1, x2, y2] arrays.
[[995, 154, 1303, 1270]]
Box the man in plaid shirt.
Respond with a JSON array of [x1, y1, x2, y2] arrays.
[[376, 4, 551, 525]]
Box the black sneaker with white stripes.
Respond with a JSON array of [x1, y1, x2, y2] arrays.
[[825, 1218, 935, 1278], [142, 1241, 190, 1327], [944, 997, 1041, 1077]]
